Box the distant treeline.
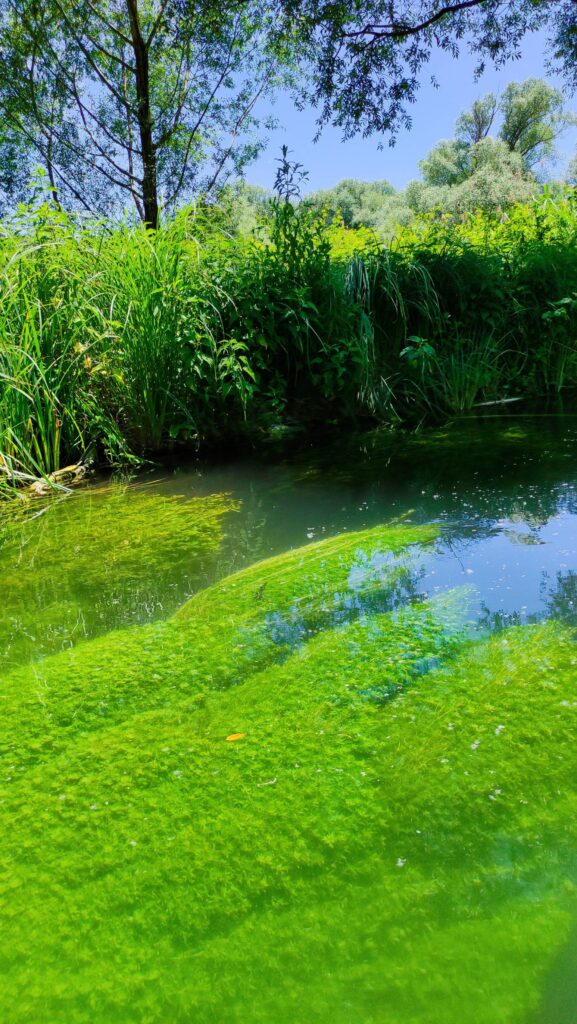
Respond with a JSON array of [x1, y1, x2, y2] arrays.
[[217, 78, 577, 238]]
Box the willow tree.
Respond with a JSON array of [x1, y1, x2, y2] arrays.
[[1, 1, 576, 224], [288, 1, 575, 140], [0, 0, 293, 225], [420, 79, 576, 189]]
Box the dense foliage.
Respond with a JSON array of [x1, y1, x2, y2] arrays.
[[301, 80, 577, 231], [0, 0, 296, 224], [0, 2, 576, 223], [286, 0, 575, 141], [1, 185, 577, 484]]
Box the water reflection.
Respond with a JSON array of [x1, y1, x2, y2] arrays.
[[264, 549, 427, 650], [543, 568, 577, 626], [5, 413, 577, 663]]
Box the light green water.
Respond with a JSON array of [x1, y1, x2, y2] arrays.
[[2, 416, 577, 1023]]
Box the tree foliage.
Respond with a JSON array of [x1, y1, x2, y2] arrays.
[[295, 78, 572, 233], [409, 136, 537, 217], [302, 178, 396, 228], [288, 0, 575, 143], [451, 79, 575, 176], [499, 78, 575, 169], [456, 94, 497, 145], [420, 140, 472, 188], [0, 2, 576, 224], [0, 0, 294, 225], [406, 78, 573, 218]]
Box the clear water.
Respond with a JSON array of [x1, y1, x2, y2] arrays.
[[3, 414, 577, 1022], [6, 413, 574, 646]]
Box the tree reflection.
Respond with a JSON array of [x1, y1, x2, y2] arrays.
[[542, 569, 577, 627]]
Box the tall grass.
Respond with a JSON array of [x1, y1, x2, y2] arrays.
[[0, 232, 99, 479], [1, 189, 577, 483]]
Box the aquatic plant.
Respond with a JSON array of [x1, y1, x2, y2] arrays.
[[0, 522, 438, 765], [175, 520, 439, 628], [1, 521, 576, 1022], [0, 483, 238, 668]]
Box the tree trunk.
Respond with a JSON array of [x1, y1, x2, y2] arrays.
[[126, 0, 158, 228], [46, 134, 61, 209]]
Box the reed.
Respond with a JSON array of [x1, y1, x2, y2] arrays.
[[0, 189, 576, 485]]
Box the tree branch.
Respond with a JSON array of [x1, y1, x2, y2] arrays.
[[203, 68, 272, 199], [73, 85, 140, 183], [164, 19, 241, 204], [2, 107, 96, 215], [82, 0, 133, 46], [153, 51, 190, 148], [3, 5, 138, 155], [49, 0, 131, 109], [146, 0, 173, 48], [66, 69, 142, 156], [341, 0, 493, 42]]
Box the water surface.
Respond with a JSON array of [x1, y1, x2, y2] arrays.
[[6, 414, 577, 655]]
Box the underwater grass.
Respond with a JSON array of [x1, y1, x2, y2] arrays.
[[0, 483, 239, 669], [0, 522, 438, 768], [1, 521, 577, 1022]]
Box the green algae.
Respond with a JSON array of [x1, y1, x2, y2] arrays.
[[175, 520, 439, 631], [0, 483, 238, 668], [0, 522, 438, 774], [2, 620, 577, 1022], [1, 519, 576, 1023]]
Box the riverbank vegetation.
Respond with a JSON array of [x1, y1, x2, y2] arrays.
[[1, 182, 577, 482]]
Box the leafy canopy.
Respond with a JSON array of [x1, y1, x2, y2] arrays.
[[0, 0, 295, 223], [289, 1, 576, 143], [0, 1, 576, 223]]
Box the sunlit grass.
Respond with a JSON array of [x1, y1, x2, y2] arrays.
[[1, 190, 577, 483]]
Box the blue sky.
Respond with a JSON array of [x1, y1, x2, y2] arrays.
[[245, 30, 577, 193]]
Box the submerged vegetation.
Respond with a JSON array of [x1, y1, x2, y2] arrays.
[[1, 519, 577, 1022], [2, 186, 577, 481], [0, 483, 238, 669]]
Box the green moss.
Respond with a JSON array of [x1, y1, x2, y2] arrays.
[[176, 520, 439, 628], [0, 484, 238, 668], [0, 522, 438, 773], [1, 521, 574, 1023]]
